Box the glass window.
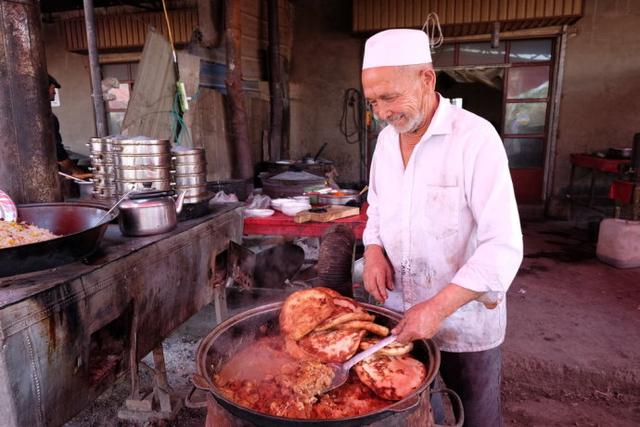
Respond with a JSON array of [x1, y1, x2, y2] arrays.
[[432, 44, 455, 67], [509, 39, 553, 63], [459, 42, 506, 65], [507, 66, 550, 99], [504, 102, 548, 135], [504, 138, 544, 168]]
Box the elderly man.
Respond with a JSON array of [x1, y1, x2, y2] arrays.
[[361, 29, 523, 426]]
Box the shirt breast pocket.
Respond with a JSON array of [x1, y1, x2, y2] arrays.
[[423, 183, 460, 240]]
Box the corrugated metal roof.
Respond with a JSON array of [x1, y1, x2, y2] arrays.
[[352, 0, 584, 35]]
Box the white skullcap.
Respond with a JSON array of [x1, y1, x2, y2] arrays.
[[362, 29, 432, 70]]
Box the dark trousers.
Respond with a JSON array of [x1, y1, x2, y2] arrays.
[[432, 346, 503, 427]]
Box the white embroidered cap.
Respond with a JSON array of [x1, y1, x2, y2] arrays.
[[362, 29, 432, 70]]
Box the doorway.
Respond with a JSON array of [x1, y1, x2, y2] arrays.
[[432, 39, 555, 204]]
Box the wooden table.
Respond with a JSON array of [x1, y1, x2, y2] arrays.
[[243, 206, 367, 239]]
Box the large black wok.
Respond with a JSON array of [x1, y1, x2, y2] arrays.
[[0, 203, 117, 277], [189, 302, 450, 427]]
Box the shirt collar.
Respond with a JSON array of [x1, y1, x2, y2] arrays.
[[423, 93, 453, 139]]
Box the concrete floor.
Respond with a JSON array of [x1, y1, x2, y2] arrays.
[[66, 219, 640, 426]]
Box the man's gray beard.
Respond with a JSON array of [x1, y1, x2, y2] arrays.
[[387, 111, 426, 134]]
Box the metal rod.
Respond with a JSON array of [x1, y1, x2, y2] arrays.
[[58, 171, 91, 184], [82, 0, 108, 137], [268, 0, 283, 161]]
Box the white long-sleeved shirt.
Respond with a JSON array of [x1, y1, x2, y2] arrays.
[[363, 96, 523, 352]]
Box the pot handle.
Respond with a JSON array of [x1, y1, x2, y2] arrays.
[[431, 388, 464, 427], [388, 393, 421, 412], [184, 385, 208, 409], [191, 373, 211, 390]]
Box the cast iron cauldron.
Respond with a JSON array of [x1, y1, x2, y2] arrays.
[[188, 302, 464, 427]]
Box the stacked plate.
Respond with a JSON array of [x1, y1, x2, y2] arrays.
[[172, 147, 209, 204], [112, 138, 173, 196], [87, 137, 117, 199]]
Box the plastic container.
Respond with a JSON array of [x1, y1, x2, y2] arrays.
[[596, 218, 640, 268]]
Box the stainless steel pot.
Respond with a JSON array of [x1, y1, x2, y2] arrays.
[[175, 162, 207, 174], [115, 180, 173, 194], [318, 189, 361, 205], [112, 138, 171, 156], [188, 302, 462, 427], [92, 174, 116, 187], [89, 163, 116, 175], [86, 137, 114, 153], [115, 154, 173, 167], [175, 173, 206, 187], [115, 166, 174, 181], [118, 189, 186, 236], [89, 153, 115, 164]]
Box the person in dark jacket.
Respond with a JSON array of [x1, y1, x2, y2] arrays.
[[48, 74, 90, 178]]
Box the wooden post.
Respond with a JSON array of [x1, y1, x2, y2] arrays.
[[0, 0, 61, 203], [224, 0, 253, 179], [268, 0, 283, 161], [83, 0, 108, 137]]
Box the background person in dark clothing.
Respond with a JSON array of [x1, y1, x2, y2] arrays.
[[48, 75, 91, 179]]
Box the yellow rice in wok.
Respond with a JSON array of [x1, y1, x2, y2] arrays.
[[0, 220, 59, 249]]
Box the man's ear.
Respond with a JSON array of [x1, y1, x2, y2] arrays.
[[420, 67, 436, 91]]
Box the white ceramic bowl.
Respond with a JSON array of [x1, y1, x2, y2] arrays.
[[281, 201, 311, 216], [293, 195, 311, 204], [270, 198, 290, 211]]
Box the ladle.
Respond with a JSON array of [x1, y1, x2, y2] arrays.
[[322, 334, 397, 394]]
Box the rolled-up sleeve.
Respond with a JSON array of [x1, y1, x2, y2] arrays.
[[363, 150, 383, 248], [451, 126, 523, 293]]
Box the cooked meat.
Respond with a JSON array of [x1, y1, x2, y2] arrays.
[[214, 337, 334, 419], [336, 320, 389, 336], [359, 337, 414, 356], [354, 354, 426, 401], [284, 335, 316, 361], [315, 312, 375, 332], [312, 374, 389, 419], [299, 329, 365, 363], [279, 288, 335, 340]]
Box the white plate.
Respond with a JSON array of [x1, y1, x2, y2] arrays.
[[244, 208, 275, 218]]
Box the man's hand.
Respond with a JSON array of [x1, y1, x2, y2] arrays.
[[363, 245, 394, 303], [391, 283, 483, 343], [391, 300, 444, 343]]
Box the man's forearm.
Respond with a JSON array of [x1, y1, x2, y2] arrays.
[[428, 283, 483, 319]]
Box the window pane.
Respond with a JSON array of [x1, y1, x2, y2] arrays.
[[507, 66, 550, 99], [106, 83, 130, 110], [102, 63, 129, 82], [432, 44, 455, 67], [509, 39, 553, 63], [504, 138, 544, 168], [505, 102, 547, 135], [459, 42, 506, 65]]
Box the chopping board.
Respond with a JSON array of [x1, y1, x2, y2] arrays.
[[294, 205, 360, 223]]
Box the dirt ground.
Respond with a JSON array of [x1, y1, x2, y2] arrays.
[[66, 220, 640, 426]]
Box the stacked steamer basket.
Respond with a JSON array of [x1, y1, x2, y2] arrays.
[[87, 137, 117, 199], [171, 147, 208, 204], [112, 137, 173, 196]]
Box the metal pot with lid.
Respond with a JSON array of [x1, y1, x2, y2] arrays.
[[118, 187, 186, 236]]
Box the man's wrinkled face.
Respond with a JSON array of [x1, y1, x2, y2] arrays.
[[362, 65, 433, 134]]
